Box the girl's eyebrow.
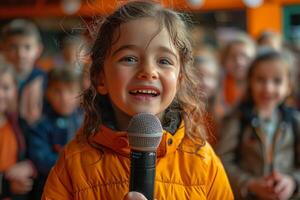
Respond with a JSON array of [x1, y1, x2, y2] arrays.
[[112, 44, 137, 56], [157, 46, 178, 60], [112, 44, 178, 60]]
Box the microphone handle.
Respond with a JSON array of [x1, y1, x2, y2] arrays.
[[129, 151, 156, 200]]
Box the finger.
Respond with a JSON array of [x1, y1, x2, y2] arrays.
[[272, 171, 282, 182], [274, 179, 287, 194], [124, 192, 147, 200], [21, 178, 34, 187], [15, 180, 33, 193]]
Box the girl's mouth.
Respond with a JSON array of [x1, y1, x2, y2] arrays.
[[129, 89, 160, 97]]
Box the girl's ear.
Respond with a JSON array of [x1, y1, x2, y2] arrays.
[[96, 71, 108, 95]]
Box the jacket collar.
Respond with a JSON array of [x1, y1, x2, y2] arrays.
[[92, 122, 185, 158]]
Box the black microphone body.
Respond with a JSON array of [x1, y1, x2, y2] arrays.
[[130, 151, 156, 200], [127, 113, 163, 200]]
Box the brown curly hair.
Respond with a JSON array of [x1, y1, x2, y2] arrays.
[[80, 0, 207, 146]]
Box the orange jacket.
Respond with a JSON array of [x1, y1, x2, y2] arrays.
[[42, 123, 233, 200], [0, 122, 18, 171]]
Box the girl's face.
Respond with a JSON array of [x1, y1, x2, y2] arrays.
[[250, 59, 290, 113], [98, 17, 180, 125], [224, 43, 254, 80], [196, 62, 219, 99], [0, 71, 17, 113]]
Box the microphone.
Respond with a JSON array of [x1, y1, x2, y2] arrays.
[[127, 113, 163, 200]]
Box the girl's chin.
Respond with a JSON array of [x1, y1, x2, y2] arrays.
[[130, 110, 157, 116]]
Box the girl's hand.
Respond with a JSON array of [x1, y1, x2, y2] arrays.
[[5, 161, 35, 180], [271, 171, 296, 200], [10, 177, 33, 194], [123, 192, 148, 200], [247, 177, 277, 200]]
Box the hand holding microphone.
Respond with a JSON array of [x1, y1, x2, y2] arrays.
[[123, 191, 148, 200], [127, 113, 163, 200]]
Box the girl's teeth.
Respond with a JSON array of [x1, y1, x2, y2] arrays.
[[131, 90, 157, 95]]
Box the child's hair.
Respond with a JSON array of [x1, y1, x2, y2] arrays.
[[47, 67, 81, 88], [246, 48, 295, 102], [257, 30, 282, 48], [221, 32, 255, 65], [1, 19, 41, 42], [80, 0, 206, 145], [62, 34, 86, 48]]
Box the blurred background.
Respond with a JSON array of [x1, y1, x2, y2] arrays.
[[0, 0, 299, 64]]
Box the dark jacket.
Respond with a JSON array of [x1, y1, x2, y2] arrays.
[[28, 105, 83, 176], [27, 104, 83, 200], [216, 103, 300, 199]]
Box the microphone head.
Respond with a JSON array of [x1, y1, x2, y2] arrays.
[[127, 113, 163, 152]]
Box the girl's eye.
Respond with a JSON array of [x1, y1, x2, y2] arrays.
[[158, 58, 173, 66], [273, 77, 282, 85], [119, 56, 138, 64]]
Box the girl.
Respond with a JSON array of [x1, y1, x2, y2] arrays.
[[193, 45, 221, 146], [219, 32, 256, 119], [216, 49, 300, 200], [42, 1, 233, 199], [0, 61, 35, 199]]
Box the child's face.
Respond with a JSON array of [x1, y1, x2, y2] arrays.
[[3, 35, 42, 75], [250, 59, 290, 112], [195, 62, 219, 99], [46, 82, 80, 116], [98, 17, 180, 119], [0, 72, 17, 113], [224, 43, 254, 80]]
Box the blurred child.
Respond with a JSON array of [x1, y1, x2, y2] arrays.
[[216, 49, 300, 199], [257, 30, 282, 51], [42, 1, 233, 199], [193, 45, 221, 145], [51, 34, 89, 74], [1, 19, 46, 125], [219, 32, 256, 118], [194, 46, 220, 114], [0, 61, 35, 199], [27, 67, 83, 199]]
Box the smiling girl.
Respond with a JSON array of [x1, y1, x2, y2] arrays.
[[42, 1, 233, 199]]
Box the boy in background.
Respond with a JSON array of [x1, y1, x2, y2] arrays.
[[0, 19, 46, 125], [27, 67, 83, 200]]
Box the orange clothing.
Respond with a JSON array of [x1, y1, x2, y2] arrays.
[[43, 123, 233, 200], [0, 122, 18, 171], [224, 75, 244, 106]]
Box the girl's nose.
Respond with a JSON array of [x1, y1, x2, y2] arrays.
[[136, 62, 158, 80], [264, 81, 275, 92], [17, 47, 27, 59]]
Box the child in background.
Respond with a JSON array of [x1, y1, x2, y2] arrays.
[[1, 19, 46, 125], [57, 35, 88, 72], [27, 67, 82, 200], [257, 30, 283, 51], [193, 46, 220, 116], [0, 61, 36, 199], [193, 45, 221, 145], [42, 1, 233, 199], [219, 32, 256, 118], [216, 49, 300, 199]]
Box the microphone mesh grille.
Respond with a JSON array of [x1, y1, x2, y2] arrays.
[[127, 113, 163, 151]]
